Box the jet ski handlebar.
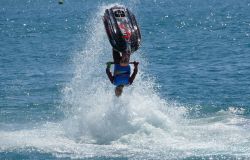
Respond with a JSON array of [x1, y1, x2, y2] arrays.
[[107, 61, 139, 65]]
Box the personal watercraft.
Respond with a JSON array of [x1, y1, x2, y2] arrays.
[[102, 6, 141, 54]]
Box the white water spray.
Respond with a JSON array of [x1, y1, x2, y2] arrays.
[[59, 3, 250, 158], [1, 3, 250, 159], [60, 3, 185, 144]]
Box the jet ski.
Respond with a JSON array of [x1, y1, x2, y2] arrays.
[[103, 6, 141, 53]]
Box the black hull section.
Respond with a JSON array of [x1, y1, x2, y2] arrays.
[[103, 6, 141, 53]]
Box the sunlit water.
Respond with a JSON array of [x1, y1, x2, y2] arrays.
[[1, 0, 250, 159]]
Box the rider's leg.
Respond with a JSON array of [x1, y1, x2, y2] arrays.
[[113, 49, 122, 64]]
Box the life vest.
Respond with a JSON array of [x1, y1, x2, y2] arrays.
[[113, 64, 131, 86]]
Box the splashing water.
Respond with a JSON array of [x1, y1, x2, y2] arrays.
[[60, 3, 185, 145], [1, 3, 250, 160], [59, 3, 250, 159]]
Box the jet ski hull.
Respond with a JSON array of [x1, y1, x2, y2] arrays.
[[103, 6, 141, 53]]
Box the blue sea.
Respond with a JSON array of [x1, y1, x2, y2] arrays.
[[1, 0, 250, 159]]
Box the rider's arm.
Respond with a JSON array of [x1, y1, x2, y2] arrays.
[[129, 63, 138, 85], [106, 63, 114, 83]]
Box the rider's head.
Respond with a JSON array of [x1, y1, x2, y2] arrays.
[[115, 85, 124, 97]]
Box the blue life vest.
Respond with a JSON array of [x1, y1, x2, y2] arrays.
[[113, 64, 131, 86]]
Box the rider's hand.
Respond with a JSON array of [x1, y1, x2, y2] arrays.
[[133, 61, 139, 67], [106, 62, 112, 69]]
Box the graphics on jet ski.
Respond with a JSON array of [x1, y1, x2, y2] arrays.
[[103, 6, 141, 57]]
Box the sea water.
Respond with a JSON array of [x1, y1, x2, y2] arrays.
[[1, 0, 250, 159]]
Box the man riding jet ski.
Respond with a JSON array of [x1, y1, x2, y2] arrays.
[[103, 6, 141, 96]]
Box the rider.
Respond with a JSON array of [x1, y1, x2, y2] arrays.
[[106, 49, 139, 97]]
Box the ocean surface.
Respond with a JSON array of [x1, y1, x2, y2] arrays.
[[1, 0, 250, 159]]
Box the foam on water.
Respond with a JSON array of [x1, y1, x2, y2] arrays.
[[1, 3, 250, 159]]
